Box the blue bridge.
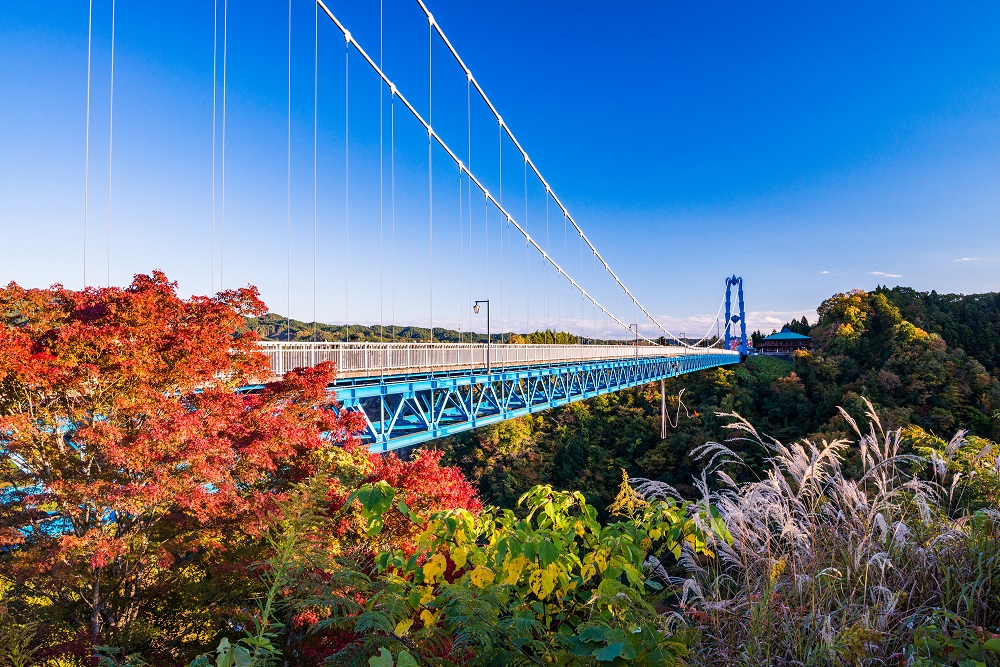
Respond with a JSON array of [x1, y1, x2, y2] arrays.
[[260, 341, 741, 450]]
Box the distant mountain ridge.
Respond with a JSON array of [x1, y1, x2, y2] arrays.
[[246, 313, 585, 344], [248, 313, 481, 343]]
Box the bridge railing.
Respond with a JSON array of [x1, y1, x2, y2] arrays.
[[258, 341, 736, 379]]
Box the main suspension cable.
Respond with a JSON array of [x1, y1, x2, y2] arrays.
[[312, 0, 694, 345], [411, 0, 704, 346]]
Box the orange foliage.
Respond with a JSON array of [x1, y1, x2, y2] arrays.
[[0, 272, 363, 651]]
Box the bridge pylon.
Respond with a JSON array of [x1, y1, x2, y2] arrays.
[[724, 276, 748, 358]]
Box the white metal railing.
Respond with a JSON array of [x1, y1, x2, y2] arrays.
[[258, 341, 737, 379]]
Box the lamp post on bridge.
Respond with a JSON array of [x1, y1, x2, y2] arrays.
[[473, 299, 491, 373], [629, 323, 638, 359]]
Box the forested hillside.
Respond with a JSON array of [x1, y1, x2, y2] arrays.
[[881, 286, 1000, 373], [435, 287, 1000, 511], [248, 312, 481, 343], [249, 313, 580, 344]]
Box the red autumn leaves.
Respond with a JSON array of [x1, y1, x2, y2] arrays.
[[0, 272, 363, 644]]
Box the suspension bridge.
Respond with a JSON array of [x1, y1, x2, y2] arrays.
[[6, 0, 750, 451]]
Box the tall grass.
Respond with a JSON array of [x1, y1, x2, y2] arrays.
[[633, 401, 1000, 666]]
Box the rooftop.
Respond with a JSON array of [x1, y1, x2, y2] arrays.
[[762, 327, 811, 342]]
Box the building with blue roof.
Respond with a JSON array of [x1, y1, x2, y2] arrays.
[[759, 326, 813, 356]]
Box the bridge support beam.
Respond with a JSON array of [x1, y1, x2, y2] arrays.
[[328, 353, 739, 451]]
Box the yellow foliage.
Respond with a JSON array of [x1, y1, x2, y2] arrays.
[[609, 469, 648, 518], [594, 551, 608, 573], [503, 555, 530, 585], [451, 545, 468, 570], [420, 608, 438, 628], [395, 618, 413, 635], [529, 567, 556, 600], [770, 556, 787, 584], [469, 565, 495, 588], [423, 553, 447, 582]]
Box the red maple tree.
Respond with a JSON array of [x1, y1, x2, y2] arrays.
[[0, 272, 363, 653], [325, 444, 482, 551]]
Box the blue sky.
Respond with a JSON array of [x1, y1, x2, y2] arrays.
[[2, 1, 999, 338]]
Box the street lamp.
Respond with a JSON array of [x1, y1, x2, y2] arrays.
[[474, 299, 491, 373], [629, 324, 639, 358]]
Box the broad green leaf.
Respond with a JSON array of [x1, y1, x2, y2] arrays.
[[537, 540, 559, 567], [365, 517, 385, 537], [576, 626, 609, 643], [396, 651, 418, 667], [231, 646, 251, 667], [395, 499, 411, 520], [356, 481, 395, 515], [215, 638, 234, 667], [593, 643, 624, 661], [368, 648, 394, 667]]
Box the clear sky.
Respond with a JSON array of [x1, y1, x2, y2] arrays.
[[2, 1, 999, 339]]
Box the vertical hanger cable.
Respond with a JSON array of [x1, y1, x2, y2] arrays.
[[286, 0, 292, 340], [220, 0, 228, 289], [211, 0, 217, 292], [379, 0, 384, 343], [84, 0, 93, 287], [313, 1, 319, 341], [344, 32, 349, 341], [428, 19, 433, 343], [107, 0, 116, 286]]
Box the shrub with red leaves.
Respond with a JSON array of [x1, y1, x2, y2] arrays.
[[288, 445, 481, 664], [0, 272, 363, 656], [325, 444, 481, 554]]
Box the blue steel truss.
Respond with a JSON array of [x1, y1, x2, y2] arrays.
[[330, 353, 739, 451]]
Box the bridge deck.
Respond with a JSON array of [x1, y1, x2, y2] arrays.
[[256, 342, 740, 451], [259, 341, 734, 380]]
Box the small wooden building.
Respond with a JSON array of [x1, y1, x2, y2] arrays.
[[759, 327, 812, 356]]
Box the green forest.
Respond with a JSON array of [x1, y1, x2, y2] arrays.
[[247, 314, 581, 345], [2, 277, 999, 667], [434, 287, 1000, 511]]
